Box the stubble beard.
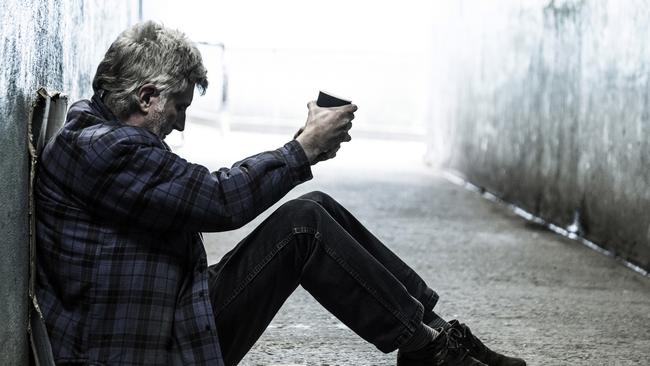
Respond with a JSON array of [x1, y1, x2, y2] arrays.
[[143, 102, 168, 139]]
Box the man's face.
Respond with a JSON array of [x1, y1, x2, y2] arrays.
[[144, 85, 194, 139]]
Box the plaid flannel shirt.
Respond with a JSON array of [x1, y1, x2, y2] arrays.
[[35, 95, 312, 365]]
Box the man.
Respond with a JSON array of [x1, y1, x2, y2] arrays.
[[35, 21, 526, 366]]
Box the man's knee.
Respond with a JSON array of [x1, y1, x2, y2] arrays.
[[299, 190, 336, 207], [277, 197, 328, 221]]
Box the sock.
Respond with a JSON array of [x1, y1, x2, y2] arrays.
[[425, 311, 450, 330], [399, 323, 440, 353]]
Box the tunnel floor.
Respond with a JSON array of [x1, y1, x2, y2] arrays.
[[182, 131, 650, 366]]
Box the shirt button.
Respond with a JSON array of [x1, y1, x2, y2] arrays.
[[205, 325, 211, 331], [199, 290, 206, 298]]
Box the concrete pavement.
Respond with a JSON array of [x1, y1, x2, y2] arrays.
[[176, 130, 650, 365]]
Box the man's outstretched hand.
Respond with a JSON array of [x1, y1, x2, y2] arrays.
[[294, 101, 357, 165]]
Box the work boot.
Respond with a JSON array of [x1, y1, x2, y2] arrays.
[[397, 326, 487, 366], [447, 320, 526, 366]]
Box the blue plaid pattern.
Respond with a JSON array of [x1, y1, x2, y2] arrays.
[[35, 95, 312, 365]]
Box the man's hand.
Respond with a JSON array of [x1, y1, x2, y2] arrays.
[[295, 101, 357, 164]]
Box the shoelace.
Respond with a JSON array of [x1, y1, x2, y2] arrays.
[[454, 323, 489, 357], [433, 327, 471, 365]]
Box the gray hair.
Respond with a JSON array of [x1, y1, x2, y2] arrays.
[[92, 21, 208, 118]]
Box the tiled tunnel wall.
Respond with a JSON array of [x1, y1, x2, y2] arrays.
[[428, 0, 650, 271], [0, 1, 136, 363]]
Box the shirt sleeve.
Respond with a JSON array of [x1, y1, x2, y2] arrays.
[[76, 130, 312, 232]]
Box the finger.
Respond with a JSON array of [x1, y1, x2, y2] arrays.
[[325, 149, 338, 160], [337, 103, 357, 113], [336, 111, 355, 124], [307, 100, 317, 109], [343, 133, 352, 142], [335, 120, 352, 133]]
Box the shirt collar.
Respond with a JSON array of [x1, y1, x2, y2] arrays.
[[90, 92, 119, 122]]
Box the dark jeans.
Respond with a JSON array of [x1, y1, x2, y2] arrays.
[[207, 191, 439, 366]]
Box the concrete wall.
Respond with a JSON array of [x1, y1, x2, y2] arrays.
[[0, 1, 136, 363], [427, 0, 650, 271]]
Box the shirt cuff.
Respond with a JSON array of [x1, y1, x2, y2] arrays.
[[280, 140, 313, 184]]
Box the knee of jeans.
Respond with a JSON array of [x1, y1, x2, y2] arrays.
[[277, 198, 327, 225], [299, 190, 334, 207]]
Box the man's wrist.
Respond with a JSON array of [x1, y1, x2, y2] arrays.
[[295, 135, 319, 164], [282, 140, 314, 183]]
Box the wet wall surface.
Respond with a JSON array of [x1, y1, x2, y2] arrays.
[[429, 1, 650, 271], [0, 1, 135, 363]]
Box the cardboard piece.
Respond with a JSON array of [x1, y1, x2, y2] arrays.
[[27, 88, 67, 366]]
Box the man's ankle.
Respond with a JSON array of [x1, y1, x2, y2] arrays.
[[424, 310, 450, 330], [399, 323, 440, 353]]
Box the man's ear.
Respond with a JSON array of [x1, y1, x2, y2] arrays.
[[137, 84, 159, 114]]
